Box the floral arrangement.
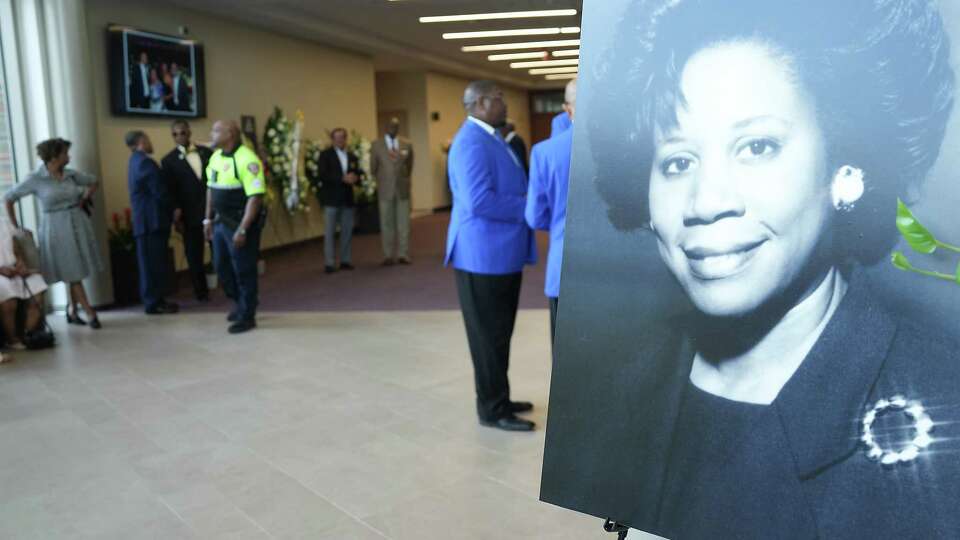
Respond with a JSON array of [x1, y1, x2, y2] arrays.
[[109, 208, 134, 253], [304, 138, 324, 194], [263, 107, 311, 215], [891, 198, 960, 283], [348, 130, 377, 205]]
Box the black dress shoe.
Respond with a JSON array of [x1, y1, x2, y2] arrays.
[[480, 415, 536, 432], [382, 258, 395, 267], [340, 263, 354, 271], [228, 319, 256, 334], [66, 312, 87, 326], [509, 401, 534, 414], [227, 309, 241, 322], [89, 318, 102, 330], [398, 257, 411, 265], [325, 266, 337, 274]]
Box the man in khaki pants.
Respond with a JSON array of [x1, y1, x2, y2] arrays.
[[370, 118, 414, 265]]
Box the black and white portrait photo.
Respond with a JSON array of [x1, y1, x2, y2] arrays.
[[540, 1, 960, 538]]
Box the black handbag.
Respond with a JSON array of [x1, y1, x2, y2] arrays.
[[20, 277, 54, 350]]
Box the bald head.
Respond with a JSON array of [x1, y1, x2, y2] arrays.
[[563, 77, 578, 121], [463, 80, 507, 128], [211, 119, 241, 150]]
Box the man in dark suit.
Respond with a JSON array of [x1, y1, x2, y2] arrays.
[[129, 51, 151, 110], [499, 120, 529, 175], [168, 63, 191, 112], [126, 130, 178, 315], [161, 120, 212, 301], [446, 80, 538, 432], [313, 127, 360, 273]]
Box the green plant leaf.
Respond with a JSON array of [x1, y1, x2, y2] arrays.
[[891, 251, 914, 272], [896, 199, 938, 254], [956, 259, 960, 285]]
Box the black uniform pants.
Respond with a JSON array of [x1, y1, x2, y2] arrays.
[[182, 224, 209, 299], [212, 222, 261, 321], [455, 269, 522, 421]]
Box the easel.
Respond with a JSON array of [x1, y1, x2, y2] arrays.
[[604, 518, 629, 539]]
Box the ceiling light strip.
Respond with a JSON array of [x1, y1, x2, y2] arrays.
[[420, 9, 577, 23], [488, 52, 547, 61], [461, 39, 580, 52], [529, 67, 580, 75], [510, 58, 579, 68], [545, 73, 578, 80], [551, 49, 580, 57], [442, 27, 580, 40]]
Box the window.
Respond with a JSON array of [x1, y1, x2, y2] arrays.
[[0, 41, 16, 191]]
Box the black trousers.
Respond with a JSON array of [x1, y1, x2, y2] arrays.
[[182, 224, 209, 299], [455, 269, 522, 421], [549, 296, 559, 348], [135, 230, 170, 311]]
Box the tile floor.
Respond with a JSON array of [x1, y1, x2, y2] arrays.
[[0, 309, 658, 539]]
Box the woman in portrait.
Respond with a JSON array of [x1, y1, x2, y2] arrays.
[[566, 0, 960, 538], [5, 138, 103, 329]]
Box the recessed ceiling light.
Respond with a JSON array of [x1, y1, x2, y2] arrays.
[[551, 49, 580, 57], [510, 58, 579, 69], [461, 39, 581, 52], [487, 52, 547, 61], [545, 73, 578, 80], [529, 67, 580, 75], [442, 27, 580, 40], [420, 9, 577, 23]]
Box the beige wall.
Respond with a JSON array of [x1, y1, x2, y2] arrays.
[[85, 0, 378, 266], [424, 72, 530, 209], [374, 72, 431, 212]]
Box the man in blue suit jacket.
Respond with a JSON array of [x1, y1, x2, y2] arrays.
[[126, 131, 179, 315], [446, 80, 537, 432], [550, 110, 571, 138], [526, 78, 576, 346]]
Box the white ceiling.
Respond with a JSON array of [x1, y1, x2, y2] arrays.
[[169, 0, 582, 89]]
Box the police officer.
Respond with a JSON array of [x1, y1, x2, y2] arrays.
[[204, 120, 265, 334]]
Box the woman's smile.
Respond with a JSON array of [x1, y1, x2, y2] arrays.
[[682, 237, 767, 280]]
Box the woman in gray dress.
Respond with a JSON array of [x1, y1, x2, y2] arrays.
[[4, 138, 103, 329]]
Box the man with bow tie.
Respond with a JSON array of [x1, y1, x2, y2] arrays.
[[370, 118, 414, 266], [161, 120, 213, 301]]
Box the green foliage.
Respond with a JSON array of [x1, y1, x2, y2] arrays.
[[892, 200, 960, 284]]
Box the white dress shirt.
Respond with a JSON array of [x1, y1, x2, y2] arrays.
[[335, 147, 348, 174], [385, 134, 399, 152], [139, 64, 149, 97]]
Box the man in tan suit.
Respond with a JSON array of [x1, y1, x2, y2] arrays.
[[370, 118, 414, 265]]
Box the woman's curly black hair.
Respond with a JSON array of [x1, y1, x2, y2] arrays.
[[36, 138, 71, 164], [591, 0, 954, 264]]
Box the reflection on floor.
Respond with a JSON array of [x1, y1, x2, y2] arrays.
[[0, 308, 659, 539]]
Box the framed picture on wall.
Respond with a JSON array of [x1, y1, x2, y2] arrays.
[[106, 24, 206, 118]]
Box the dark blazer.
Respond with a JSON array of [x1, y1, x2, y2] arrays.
[[129, 63, 151, 109], [540, 275, 960, 539], [128, 150, 173, 237], [507, 134, 529, 175], [161, 145, 212, 226], [169, 74, 191, 111], [314, 146, 360, 208]]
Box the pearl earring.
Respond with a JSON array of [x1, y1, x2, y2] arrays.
[[832, 166, 865, 212]]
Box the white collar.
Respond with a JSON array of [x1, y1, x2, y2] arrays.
[[334, 146, 347, 154], [178, 144, 196, 154], [504, 131, 517, 143], [468, 116, 497, 136]]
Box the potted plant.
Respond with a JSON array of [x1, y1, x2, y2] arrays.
[[108, 208, 139, 306]]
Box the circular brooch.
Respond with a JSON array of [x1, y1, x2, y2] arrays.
[[861, 395, 934, 466]]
